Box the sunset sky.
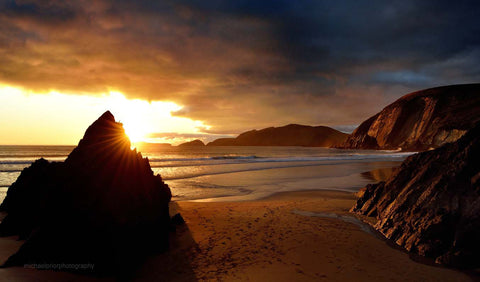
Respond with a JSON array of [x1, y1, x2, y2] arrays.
[[1, 1, 479, 145]]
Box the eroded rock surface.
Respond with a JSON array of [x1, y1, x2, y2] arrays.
[[352, 122, 480, 268]]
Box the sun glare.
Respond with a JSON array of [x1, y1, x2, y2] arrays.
[[0, 84, 210, 145], [122, 123, 147, 143], [106, 91, 184, 144]]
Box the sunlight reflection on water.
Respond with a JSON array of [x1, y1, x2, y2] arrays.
[[0, 145, 409, 202]]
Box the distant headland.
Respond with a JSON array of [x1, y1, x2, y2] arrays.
[[174, 84, 480, 151], [206, 124, 348, 147]]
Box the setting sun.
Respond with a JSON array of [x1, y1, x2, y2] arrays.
[[105, 91, 184, 143], [0, 85, 210, 145], [123, 123, 148, 143]]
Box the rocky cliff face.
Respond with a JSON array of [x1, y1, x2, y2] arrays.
[[0, 111, 172, 272], [351, 122, 480, 268], [342, 84, 480, 151], [207, 124, 348, 147]]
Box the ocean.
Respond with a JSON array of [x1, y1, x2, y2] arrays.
[[0, 145, 414, 202]]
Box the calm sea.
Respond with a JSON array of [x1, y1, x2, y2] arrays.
[[0, 145, 414, 202]]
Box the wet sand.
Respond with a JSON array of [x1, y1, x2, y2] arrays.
[[0, 191, 473, 281]]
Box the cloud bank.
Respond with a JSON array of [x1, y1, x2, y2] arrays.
[[1, 0, 479, 133]]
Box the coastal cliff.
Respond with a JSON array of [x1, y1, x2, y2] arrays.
[[351, 122, 480, 268], [341, 84, 480, 151], [207, 124, 348, 147], [0, 111, 172, 272]]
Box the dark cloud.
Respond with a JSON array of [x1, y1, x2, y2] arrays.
[[3, 1, 78, 25], [0, 0, 479, 133]]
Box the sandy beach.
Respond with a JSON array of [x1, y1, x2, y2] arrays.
[[146, 191, 472, 281], [0, 190, 474, 281]]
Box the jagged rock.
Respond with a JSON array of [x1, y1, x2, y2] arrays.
[[351, 122, 480, 268], [341, 84, 480, 151], [0, 111, 172, 272], [178, 139, 205, 147], [207, 124, 348, 147]]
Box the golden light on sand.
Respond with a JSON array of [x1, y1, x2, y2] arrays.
[[0, 84, 210, 145]]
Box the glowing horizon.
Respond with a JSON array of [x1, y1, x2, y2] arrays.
[[0, 84, 212, 145]]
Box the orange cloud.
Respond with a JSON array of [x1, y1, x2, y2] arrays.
[[1, 1, 479, 135]]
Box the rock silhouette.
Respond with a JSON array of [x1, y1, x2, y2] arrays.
[[178, 139, 205, 147], [351, 122, 480, 268], [207, 124, 348, 147], [341, 84, 480, 151], [0, 111, 172, 272]]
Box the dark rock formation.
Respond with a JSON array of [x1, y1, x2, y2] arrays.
[[351, 122, 480, 268], [178, 139, 205, 147], [207, 124, 348, 147], [341, 84, 480, 151], [0, 111, 172, 272], [0, 158, 63, 239]]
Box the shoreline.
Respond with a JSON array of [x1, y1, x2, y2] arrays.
[[187, 187, 359, 203], [167, 161, 401, 203], [0, 190, 473, 281]]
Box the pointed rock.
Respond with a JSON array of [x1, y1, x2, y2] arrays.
[[0, 111, 172, 273]]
